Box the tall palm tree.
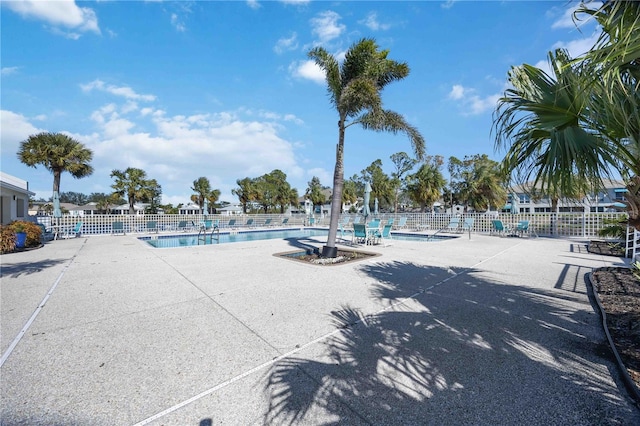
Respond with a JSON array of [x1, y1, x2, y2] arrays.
[[232, 177, 256, 214], [110, 167, 152, 214], [309, 38, 425, 257], [406, 157, 446, 212], [191, 177, 212, 214], [17, 132, 93, 193]]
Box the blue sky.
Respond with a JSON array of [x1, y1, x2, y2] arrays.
[[1, 0, 601, 205]]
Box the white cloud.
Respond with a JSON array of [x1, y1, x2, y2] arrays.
[[171, 13, 186, 32], [550, 2, 601, 30], [306, 168, 332, 187], [448, 85, 465, 100], [1, 67, 19, 76], [552, 32, 600, 59], [0, 110, 45, 156], [4, 0, 100, 36], [77, 96, 305, 202], [280, 0, 311, 5], [441, 0, 457, 9], [246, 0, 261, 10], [80, 79, 157, 102], [274, 32, 299, 54], [311, 11, 345, 44], [360, 12, 390, 31], [290, 60, 325, 84], [447, 85, 500, 116]]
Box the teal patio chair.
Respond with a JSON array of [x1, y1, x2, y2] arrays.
[[176, 220, 190, 232], [264, 218, 273, 227], [352, 223, 368, 245], [146, 221, 158, 233], [490, 219, 509, 236], [396, 216, 408, 230], [227, 218, 237, 229], [245, 218, 255, 228], [111, 221, 125, 236], [374, 224, 393, 247], [515, 220, 535, 237], [446, 217, 460, 232], [281, 218, 289, 226], [60, 221, 83, 239]]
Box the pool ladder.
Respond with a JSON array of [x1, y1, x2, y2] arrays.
[[197, 225, 220, 245]]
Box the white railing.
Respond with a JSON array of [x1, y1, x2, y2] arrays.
[[626, 226, 640, 260], [33, 212, 628, 239]]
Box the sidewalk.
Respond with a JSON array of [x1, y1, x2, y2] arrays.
[[1, 233, 639, 425]]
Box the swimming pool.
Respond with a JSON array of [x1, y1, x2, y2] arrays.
[[139, 228, 453, 248]]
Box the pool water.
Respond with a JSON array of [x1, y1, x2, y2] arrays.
[[140, 228, 452, 248]]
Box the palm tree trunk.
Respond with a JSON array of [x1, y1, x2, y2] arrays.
[[627, 176, 640, 231], [323, 120, 346, 258], [129, 195, 135, 215], [52, 169, 62, 193]]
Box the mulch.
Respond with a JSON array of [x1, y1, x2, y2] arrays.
[[588, 241, 640, 394]]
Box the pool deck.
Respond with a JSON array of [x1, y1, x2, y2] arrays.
[[1, 229, 639, 425]]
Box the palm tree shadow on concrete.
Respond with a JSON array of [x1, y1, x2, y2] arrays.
[[263, 261, 640, 425], [0, 258, 67, 278]]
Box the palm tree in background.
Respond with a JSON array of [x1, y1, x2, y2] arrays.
[[232, 177, 256, 214], [17, 132, 93, 193], [406, 156, 446, 212], [309, 38, 425, 257], [110, 167, 153, 214], [191, 177, 214, 214]]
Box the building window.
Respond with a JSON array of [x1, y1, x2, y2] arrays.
[[534, 207, 551, 213], [518, 194, 530, 204]]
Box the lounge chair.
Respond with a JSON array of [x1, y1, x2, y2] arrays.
[[445, 217, 460, 232], [352, 223, 368, 245], [245, 218, 255, 228], [374, 224, 393, 246], [515, 220, 535, 237], [281, 218, 289, 226], [146, 220, 158, 233], [37, 223, 55, 241], [201, 219, 218, 231], [395, 216, 408, 230], [352, 216, 362, 225], [60, 221, 83, 239], [490, 219, 510, 236], [227, 219, 237, 229], [111, 221, 125, 236], [339, 223, 352, 240], [264, 218, 273, 227], [176, 220, 190, 232]]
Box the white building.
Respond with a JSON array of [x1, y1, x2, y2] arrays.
[[506, 180, 628, 213], [0, 172, 35, 225]]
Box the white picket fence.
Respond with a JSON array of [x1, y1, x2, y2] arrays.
[[34, 211, 629, 239]]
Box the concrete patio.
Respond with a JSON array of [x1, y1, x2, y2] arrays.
[[1, 231, 639, 425]]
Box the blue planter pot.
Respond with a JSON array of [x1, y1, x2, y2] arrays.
[[15, 232, 27, 248]]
